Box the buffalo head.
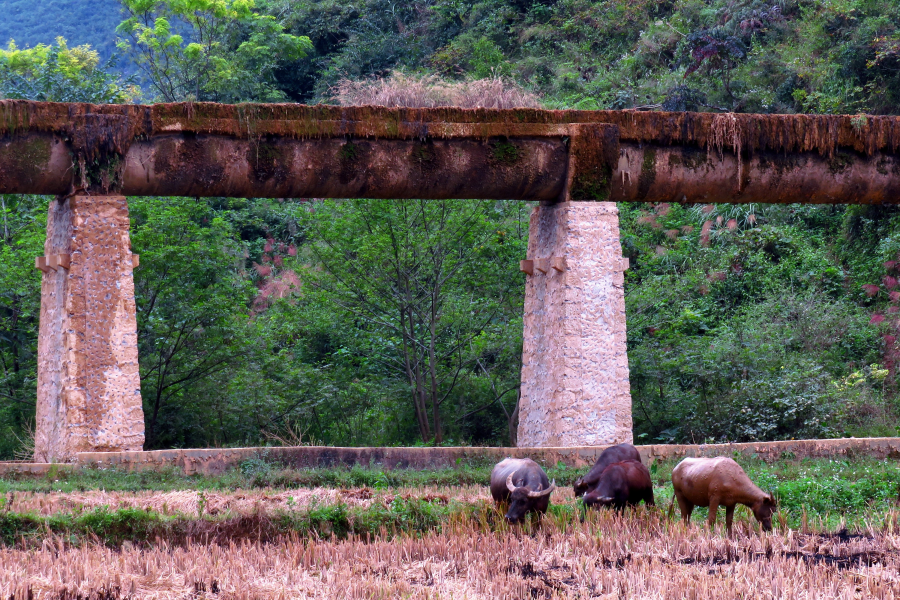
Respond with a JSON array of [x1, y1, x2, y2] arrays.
[[582, 489, 616, 508], [573, 477, 589, 498], [505, 473, 555, 523], [752, 494, 777, 531]]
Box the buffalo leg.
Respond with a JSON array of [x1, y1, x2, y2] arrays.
[[676, 495, 694, 525], [725, 505, 735, 535], [644, 490, 655, 507], [707, 496, 720, 530]]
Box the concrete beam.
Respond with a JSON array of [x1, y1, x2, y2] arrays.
[[2, 134, 899, 203], [1, 101, 899, 203], [5, 100, 900, 457]]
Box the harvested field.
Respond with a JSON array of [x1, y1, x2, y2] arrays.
[[2, 509, 900, 599], [1, 458, 899, 598]]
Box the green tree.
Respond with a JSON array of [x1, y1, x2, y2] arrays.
[[0, 38, 136, 102], [302, 199, 527, 444], [0, 195, 46, 459], [129, 196, 256, 448], [116, 0, 312, 102]]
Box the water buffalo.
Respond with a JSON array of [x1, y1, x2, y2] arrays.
[[672, 457, 777, 534], [582, 459, 655, 510], [490, 457, 556, 522], [574, 443, 643, 497]]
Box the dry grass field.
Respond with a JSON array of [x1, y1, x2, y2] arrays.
[[1, 485, 899, 599], [1, 458, 898, 599]]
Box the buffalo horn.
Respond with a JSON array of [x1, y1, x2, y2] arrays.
[[506, 473, 517, 493], [527, 480, 556, 498]]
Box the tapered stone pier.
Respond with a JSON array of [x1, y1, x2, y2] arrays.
[[517, 201, 632, 447], [34, 195, 144, 462]]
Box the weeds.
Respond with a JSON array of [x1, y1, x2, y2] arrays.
[[331, 71, 542, 109]]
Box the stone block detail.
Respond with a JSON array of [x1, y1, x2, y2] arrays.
[[517, 201, 632, 447], [34, 195, 144, 462]]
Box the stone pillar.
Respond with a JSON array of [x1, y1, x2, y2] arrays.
[[517, 201, 633, 447], [34, 195, 144, 462]]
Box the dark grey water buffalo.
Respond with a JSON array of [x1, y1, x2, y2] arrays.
[[573, 443, 642, 497], [490, 457, 556, 522], [583, 459, 655, 510]]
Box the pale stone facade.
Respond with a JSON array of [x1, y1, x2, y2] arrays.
[[517, 201, 633, 447], [34, 195, 144, 462]]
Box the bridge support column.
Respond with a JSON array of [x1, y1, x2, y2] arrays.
[[517, 201, 633, 447], [34, 195, 144, 462]]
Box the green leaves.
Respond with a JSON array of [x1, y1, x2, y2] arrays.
[[300, 199, 527, 445], [116, 0, 312, 102], [0, 38, 136, 103], [130, 197, 256, 448], [623, 201, 892, 445], [0, 195, 47, 459]]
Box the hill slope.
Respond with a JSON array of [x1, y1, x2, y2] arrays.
[[0, 0, 121, 60]]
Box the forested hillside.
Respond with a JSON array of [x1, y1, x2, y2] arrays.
[[1, 0, 900, 458], [0, 0, 121, 61]]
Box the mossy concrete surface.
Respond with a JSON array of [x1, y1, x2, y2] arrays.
[[2, 100, 900, 203]]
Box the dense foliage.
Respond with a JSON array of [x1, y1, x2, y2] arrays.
[[262, 0, 900, 112], [0, 38, 135, 102], [1, 0, 900, 456], [116, 0, 312, 102]]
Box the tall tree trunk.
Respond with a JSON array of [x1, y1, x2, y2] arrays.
[[401, 306, 430, 442], [508, 390, 520, 447], [428, 312, 442, 444]]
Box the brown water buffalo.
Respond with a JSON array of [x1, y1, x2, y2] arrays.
[[573, 443, 642, 497], [490, 458, 556, 522], [582, 459, 655, 510], [672, 457, 777, 534]]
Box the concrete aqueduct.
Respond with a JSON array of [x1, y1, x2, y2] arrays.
[[1, 100, 899, 462]]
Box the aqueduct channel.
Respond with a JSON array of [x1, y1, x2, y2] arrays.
[[1, 101, 899, 461]]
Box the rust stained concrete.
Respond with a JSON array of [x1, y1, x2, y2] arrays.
[[7, 101, 900, 459], [2, 135, 898, 204], [34, 196, 144, 463], [1, 101, 899, 203], [58, 437, 900, 476]]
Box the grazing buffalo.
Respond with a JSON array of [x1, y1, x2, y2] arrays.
[[574, 443, 642, 497], [672, 457, 777, 534], [583, 460, 655, 510], [490, 458, 556, 522]]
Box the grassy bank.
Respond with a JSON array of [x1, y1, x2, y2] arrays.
[[0, 497, 475, 547], [0, 455, 897, 545]]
